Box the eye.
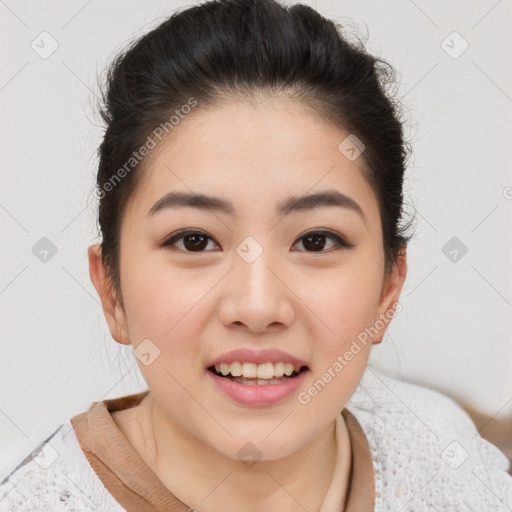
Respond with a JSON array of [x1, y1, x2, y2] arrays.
[[160, 228, 353, 253], [160, 229, 219, 252], [291, 229, 353, 253]]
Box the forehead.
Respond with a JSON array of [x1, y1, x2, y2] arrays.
[[124, 99, 379, 224]]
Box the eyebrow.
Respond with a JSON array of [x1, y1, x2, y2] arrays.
[[146, 189, 365, 221]]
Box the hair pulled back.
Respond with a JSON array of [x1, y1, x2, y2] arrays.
[[95, 0, 412, 295]]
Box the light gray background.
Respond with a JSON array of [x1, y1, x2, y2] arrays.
[[1, 0, 511, 455]]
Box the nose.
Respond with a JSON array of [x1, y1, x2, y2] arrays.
[[218, 251, 295, 334]]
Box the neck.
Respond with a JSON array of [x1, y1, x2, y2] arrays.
[[134, 393, 341, 512]]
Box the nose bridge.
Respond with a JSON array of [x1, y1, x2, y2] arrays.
[[235, 235, 280, 303], [220, 234, 293, 331]]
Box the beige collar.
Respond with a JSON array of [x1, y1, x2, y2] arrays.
[[71, 391, 375, 511]]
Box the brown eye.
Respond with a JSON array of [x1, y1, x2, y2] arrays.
[[161, 230, 219, 252], [181, 233, 209, 251], [292, 230, 352, 253], [161, 229, 352, 253]]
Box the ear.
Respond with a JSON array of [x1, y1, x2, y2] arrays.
[[88, 243, 131, 345], [373, 247, 407, 344]]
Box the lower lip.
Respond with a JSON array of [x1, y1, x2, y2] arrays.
[[206, 369, 308, 406]]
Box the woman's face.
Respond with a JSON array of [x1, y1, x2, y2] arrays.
[[91, 98, 405, 461]]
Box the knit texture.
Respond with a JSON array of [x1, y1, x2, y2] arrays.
[[348, 367, 512, 511], [1, 366, 511, 511]]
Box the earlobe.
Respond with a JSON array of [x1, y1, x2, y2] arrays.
[[88, 243, 131, 345], [373, 247, 408, 344]]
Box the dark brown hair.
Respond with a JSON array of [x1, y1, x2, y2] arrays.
[[94, 0, 412, 296]]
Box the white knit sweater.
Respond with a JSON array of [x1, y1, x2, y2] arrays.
[[1, 366, 511, 511]]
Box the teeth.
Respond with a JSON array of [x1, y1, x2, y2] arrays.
[[274, 362, 285, 377], [214, 361, 303, 379], [243, 362, 257, 378]]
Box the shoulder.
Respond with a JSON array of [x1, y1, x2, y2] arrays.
[[0, 421, 123, 512], [347, 365, 512, 511]]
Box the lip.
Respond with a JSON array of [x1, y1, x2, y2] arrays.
[[206, 348, 308, 368], [206, 367, 309, 406]]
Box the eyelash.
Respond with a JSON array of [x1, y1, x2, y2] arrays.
[[159, 228, 353, 253]]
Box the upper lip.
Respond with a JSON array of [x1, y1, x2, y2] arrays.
[[206, 348, 308, 368]]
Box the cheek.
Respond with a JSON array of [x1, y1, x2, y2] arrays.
[[121, 244, 178, 325], [120, 252, 213, 363], [119, 257, 209, 403], [312, 260, 383, 343], [302, 254, 383, 402], [298, 267, 381, 417]]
